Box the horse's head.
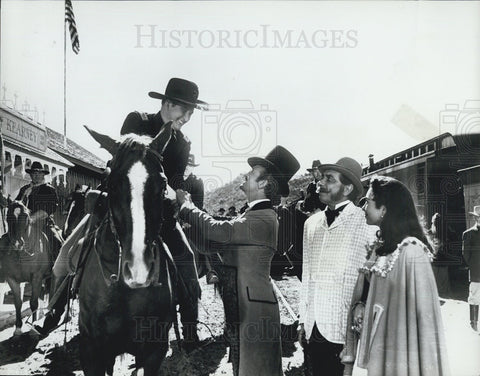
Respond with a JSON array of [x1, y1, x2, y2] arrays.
[[6, 201, 31, 248], [85, 123, 172, 288]]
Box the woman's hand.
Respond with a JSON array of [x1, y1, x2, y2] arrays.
[[352, 302, 365, 334]]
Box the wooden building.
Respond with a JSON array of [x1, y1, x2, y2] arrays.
[[362, 132, 480, 263], [0, 104, 106, 229]]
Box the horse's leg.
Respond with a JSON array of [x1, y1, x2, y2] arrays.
[[6, 278, 23, 335], [29, 275, 43, 323], [142, 323, 170, 376], [106, 357, 115, 376], [142, 342, 169, 376], [80, 336, 108, 376]]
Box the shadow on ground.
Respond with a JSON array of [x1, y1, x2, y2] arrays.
[[159, 336, 227, 376], [0, 331, 40, 366], [43, 334, 82, 376]]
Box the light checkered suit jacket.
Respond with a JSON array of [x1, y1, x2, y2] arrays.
[[299, 202, 377, 344]]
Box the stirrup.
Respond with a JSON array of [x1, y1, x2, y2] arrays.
[[206, 271, 219, 285]]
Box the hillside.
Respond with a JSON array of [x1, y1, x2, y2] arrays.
[[204, 173, 313, 214]]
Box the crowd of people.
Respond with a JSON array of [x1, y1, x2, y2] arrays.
[[5, 77, 480, 376]]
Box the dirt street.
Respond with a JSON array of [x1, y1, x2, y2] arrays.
[[0, 276, 479, 376]]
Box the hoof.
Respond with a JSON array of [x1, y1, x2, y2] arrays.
[[13, 327, 23, 336]]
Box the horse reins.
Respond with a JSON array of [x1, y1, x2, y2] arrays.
[[107, 208, 123, 283]]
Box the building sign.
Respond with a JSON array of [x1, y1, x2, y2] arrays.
[[0, 106, 47, 152]]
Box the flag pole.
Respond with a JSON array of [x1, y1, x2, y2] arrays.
[[63, 0, 67, 147]]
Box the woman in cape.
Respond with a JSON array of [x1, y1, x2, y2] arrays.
[[353, 176, 450, 376]]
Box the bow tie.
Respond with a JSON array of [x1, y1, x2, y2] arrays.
[[325, 205, 347, 226]]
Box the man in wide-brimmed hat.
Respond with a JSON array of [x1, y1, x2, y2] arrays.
[[177, 145, 300, 376], [16, 161, 58, 226], [300, 159, 326, 214], [16, 161, 62, 270], [298, 157, 377, 376], [121, 78, 208, 351], [463, 205, 480, 331], [122, 78, 208, 188]]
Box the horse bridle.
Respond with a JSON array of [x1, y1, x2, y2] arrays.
[[7, 205, 38, 257], [104, 146, 165, 285]]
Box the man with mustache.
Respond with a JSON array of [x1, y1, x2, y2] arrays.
[[297, 157, 377, 376]]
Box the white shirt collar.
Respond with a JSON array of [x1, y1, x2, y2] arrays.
[[248, 199, 270, 209], [333, 200, 351, 210]]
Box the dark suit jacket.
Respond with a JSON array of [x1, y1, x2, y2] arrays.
[[183, 173, 204, 209], [301, 181, 326, 212], [180, 200, 282, 376], [463, 224, 480, 282], [16, 183, 58, 216], [121, 111, 190, 190]]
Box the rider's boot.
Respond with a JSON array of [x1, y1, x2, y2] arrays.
[[33, 275, 70, 338], [161, 198, 201, 353]]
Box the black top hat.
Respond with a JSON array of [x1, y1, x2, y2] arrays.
[[318, 157, 363, 199], [187, 154, 200, 167], [248, 145, 300, 196], [26, 161, 49, 175], [148, 78, 208, 110], [307, 159, 322, 172]]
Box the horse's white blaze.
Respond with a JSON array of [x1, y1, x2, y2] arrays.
[[13, 208, 21, 218], [127, 162, 149, 285]]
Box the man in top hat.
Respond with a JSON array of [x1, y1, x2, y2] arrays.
[[300, 160, 326, 214], [121, 77, 208, 351], [16, 162, 60, 255], [298, 157, 377, 376], [176, 145, 300, 376], [463, 205, 480, 331]]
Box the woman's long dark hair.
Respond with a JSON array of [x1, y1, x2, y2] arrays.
[[370, 176, 433, 256]]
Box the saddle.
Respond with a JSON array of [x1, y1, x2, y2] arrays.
[[69, 190, 177, 292], [68, 190, 108, 293]]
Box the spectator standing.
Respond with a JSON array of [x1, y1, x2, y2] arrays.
[[463, 205, 480, 331]]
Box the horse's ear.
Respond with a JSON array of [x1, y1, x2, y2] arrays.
[[150, 121, 173, 155], [84, 126, 119, 156]]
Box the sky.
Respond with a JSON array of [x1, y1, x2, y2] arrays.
[[1, 0, 479, 191]]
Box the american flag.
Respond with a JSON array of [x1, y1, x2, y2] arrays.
[[65, 0, 80, 54]]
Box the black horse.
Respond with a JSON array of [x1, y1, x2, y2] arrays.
[[0, 201, 53, 335], [78, 125, 175, 376], [63, 185, 90, 239]]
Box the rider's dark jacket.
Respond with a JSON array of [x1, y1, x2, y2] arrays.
[[121, 111, 190, 190], [16, 183, 58, 216], [121, 110, 201, 335]]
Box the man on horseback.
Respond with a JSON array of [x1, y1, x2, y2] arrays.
[[15, 161, 61, 261], [35, 79, 206, 351], [120, 77, 207, 352]]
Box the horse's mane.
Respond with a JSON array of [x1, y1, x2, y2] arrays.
[[111, 134, 163, 172], [119, 133, 154, 151]]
